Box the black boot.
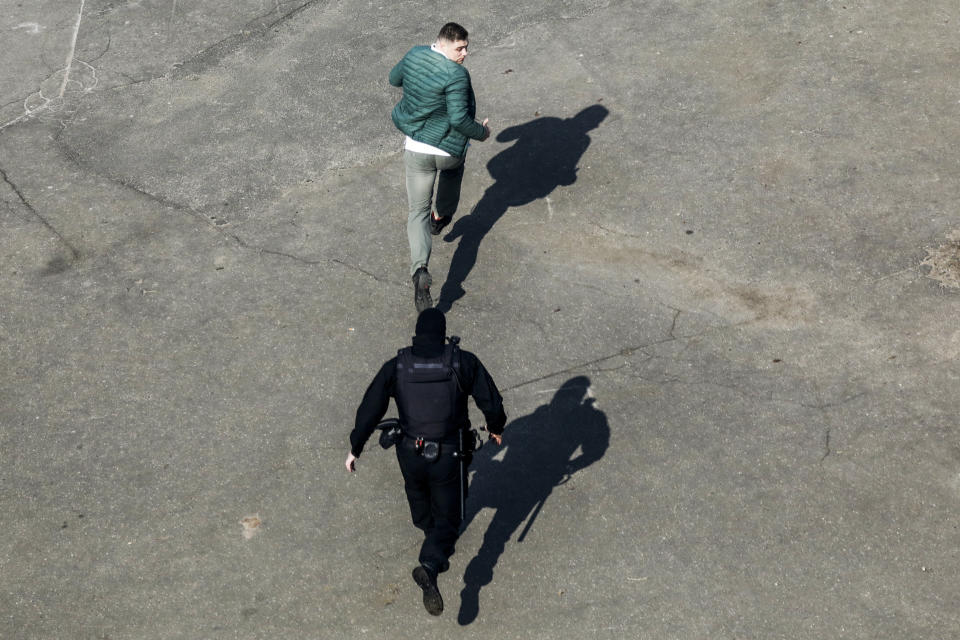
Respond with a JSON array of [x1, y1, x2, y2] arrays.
[[412, 267, 433, 313], [412, 564, 443, 616]]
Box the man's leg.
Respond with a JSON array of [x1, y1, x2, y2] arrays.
[[432, 155, 465, 234], [404, 150, 438, 277], [396, 446, 433, 532], [418, 452, 463, 572], [398, 444, 449, 616]]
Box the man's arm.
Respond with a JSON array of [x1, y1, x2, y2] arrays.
[[347, 359, 396, 468], [444, 72, 487, 140], [388, 56, 405, 87]]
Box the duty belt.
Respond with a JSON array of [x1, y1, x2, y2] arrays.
[[400, 434, 459, 460]]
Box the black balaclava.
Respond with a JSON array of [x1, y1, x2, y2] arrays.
[[414, 308, 446, 341]]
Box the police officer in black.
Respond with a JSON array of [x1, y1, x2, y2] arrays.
[[345, 308, 506, 616]]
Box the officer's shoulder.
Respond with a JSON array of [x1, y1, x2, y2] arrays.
[[453, 346, 481, 364]]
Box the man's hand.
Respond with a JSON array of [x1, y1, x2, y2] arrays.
[[345, 452, 358, 472], [479, 118, 491, 141]]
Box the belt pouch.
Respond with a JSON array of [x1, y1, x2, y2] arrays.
[[421, 441, 439, 461]]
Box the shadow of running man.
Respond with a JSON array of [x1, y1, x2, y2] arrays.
[[457, 375, 610, 625], [437, 104, 609, 311]]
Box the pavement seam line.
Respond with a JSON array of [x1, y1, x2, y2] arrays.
[[57, 0, 86, 99], [0, 1, 88, 131]]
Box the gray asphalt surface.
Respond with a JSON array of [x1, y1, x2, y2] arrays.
[[2, 1, 959, 638]]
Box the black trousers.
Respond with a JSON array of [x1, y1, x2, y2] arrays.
[[395, 442, 467, 572]]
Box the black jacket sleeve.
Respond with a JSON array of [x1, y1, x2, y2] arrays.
[[349, 358, 397, 457], [462, 351, 507, 435]]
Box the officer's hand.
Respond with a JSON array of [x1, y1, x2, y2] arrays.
[[489, 433, 502, 446], [345, 452, 358, 472]]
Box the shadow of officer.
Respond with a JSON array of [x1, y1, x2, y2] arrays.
[[437, 104, 609, 311], [457, 375, 610, 625]]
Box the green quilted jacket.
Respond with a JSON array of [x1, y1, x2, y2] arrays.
[[389, 46, 485, 157]]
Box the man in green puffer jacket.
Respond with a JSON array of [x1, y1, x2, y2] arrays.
[[389, 22, 491, 313]]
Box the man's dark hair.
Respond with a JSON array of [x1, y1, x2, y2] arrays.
[[438, 22, 468, 42]]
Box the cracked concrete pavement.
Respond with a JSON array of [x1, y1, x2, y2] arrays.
[[2, 0, 960, 638]]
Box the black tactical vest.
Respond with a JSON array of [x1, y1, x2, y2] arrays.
[[395, 343, 464, 440]]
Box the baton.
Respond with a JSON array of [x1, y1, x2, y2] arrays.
[[454, 429, 466, 521]]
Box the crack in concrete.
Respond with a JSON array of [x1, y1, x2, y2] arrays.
[[820, 427, 831, 463], [0, 165, 81, 260], [644, 371, 872, 416], [109, 73, 164, 89], [803, 379, 869, 412], [329, 257, 390, 283], [502, 335, 678, 393], [872, 266, 919, 284], [172, 0, 328, 78], [667, 308, 681, 339], [53, 132, 398, 287], [0, 198, 32, 222], [500, 307, 719, 394], [224, 232, 391, 283], [591, 361, 632, 375], [85, 28, 112, 65], [529, 301, 872, 417], [799, 391, 869, 411], [263, 0, 325, 29]]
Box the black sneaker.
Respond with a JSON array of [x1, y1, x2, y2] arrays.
[[412, 267, 433, 312], [429, 213, 451, 236], [412, 565, 443, 616]]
